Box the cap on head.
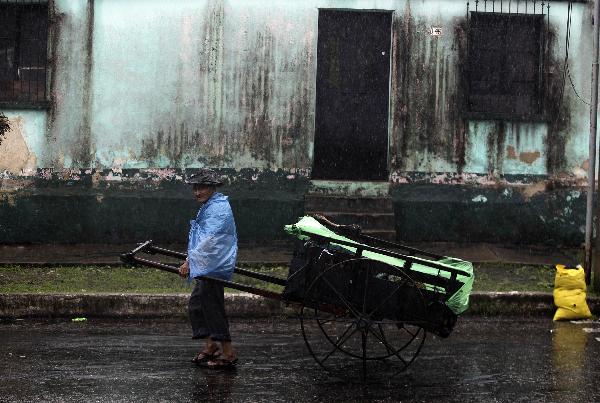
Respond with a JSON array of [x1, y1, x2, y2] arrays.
[[185, 168, 223, 186]]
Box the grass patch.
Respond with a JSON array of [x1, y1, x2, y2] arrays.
[[232, 265, 287, 294], [472, 262, 556, 292], [0, 263, 597, 296], [0, 265, 288, 294], [473, 262, 600, 296], [0, 265, 193, 294]]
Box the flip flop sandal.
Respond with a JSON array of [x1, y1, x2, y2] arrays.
[[206, 357, 238, 370], [191, 350, 221, 364]]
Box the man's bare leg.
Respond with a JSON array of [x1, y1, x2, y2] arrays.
[[220, 341, 236, 361], [204, 339, 219, 354], [191, 338, 220, 363]]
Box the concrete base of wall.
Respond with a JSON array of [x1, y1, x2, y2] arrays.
[[0, 169, 309, 244], [391, 183, 586, 245], [0, 169, 590, 246]]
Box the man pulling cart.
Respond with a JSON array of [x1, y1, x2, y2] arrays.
[[178, 168, 238, 369], [122, 183, 474, 381]]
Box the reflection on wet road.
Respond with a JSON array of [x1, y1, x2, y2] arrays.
[[1, 317, 599, 402]]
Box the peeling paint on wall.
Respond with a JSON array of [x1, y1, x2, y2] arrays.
[[472, 195, 487, 203], [0, 167, 311, 191], [519, 151, 541, 165], [506, 146, 541, 165], [520, 181, 549, 199], [0, 117, 37, 174]]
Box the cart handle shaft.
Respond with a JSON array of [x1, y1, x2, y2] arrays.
[[123, 242, 287, 286], [126, 255, 283, 300]]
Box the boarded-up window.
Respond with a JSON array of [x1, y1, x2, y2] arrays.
[[0, 1, 49, 106], [467, 12, 544, 119]]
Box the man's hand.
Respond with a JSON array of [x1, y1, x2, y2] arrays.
[[179, 260, 189, 278]]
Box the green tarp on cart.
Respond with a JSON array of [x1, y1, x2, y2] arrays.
[[285, 216, 474, 315]]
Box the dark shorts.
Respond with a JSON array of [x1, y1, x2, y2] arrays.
[[188, 279, 231, 342]]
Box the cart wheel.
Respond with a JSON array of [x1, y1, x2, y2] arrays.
[[299, 258, 427, 383]]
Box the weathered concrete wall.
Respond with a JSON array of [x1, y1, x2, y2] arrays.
[[87, 0, 315, 170], [388, 1, 590, 179], [0, 0, 595, 245], [391, 181, 586, 244], [45, 0, 95, 168], [7, 0, 592, 174]]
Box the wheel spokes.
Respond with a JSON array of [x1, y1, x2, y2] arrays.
[[367, 278, 408, 319], [300, 257, 429, 382], [367, 325, 408, 366], [362, 264, 370, 314], [321, 325, 359, 364], [361, 330, 368, 382], [315, 316, 357, 324], [377, 324, 394, 356], [322, 276, 361, 319]]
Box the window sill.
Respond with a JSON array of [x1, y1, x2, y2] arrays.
[[0, 101, 51, 110], [462, 111, 548, 124]]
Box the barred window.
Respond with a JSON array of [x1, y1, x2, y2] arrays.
[[0, 1, 49, 107], [467, 12, 544, 120]]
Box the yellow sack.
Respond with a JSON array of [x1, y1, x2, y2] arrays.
[[553, 264, 592, 321]]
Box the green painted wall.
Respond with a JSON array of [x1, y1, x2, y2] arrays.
[[0, 0, 595, 245]]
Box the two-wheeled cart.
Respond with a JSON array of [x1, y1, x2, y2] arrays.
[[121, 216, 473, 382]]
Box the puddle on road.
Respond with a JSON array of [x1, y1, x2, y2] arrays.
[[1, 318, 599, 402], [551, 321, 594, 403]]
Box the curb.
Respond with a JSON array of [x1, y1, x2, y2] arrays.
[[467, 291, 599, 317], [1, 292, 599, 319], [0, 293, 283, 319]]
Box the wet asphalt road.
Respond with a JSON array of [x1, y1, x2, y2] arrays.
[[1, 317, 599, 402]]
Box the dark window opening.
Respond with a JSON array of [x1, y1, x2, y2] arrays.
[[467, 12, 544, 120], [0, 2, 49, 106]]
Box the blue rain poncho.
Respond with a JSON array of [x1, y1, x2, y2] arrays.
[[187, 192, 238, 280]]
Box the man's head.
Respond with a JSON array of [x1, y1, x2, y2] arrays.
[[185, 168, 223, 203]]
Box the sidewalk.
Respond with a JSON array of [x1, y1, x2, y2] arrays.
[[0, 241, 580, 266], [0, 241, 591, 319]]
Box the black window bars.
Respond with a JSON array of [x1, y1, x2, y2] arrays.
[[0, 0, 49, 107], [465, 0, 551, 121]]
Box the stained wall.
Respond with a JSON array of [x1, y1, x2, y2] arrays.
[[0, 0, 594, 244]]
